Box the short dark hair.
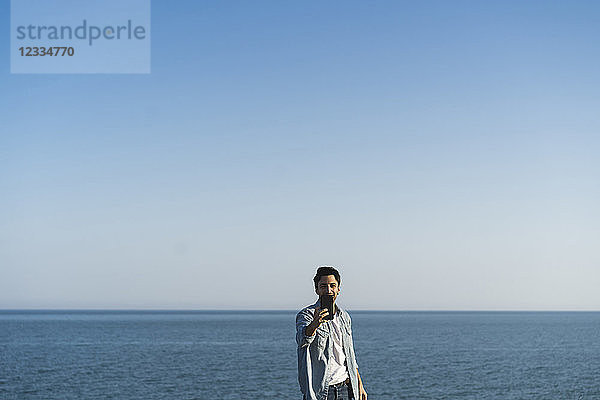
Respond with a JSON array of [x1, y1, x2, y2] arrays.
[[313, 266, 341, 289]]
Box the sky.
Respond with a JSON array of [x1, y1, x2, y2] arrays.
[[1, 0, 599, 310]]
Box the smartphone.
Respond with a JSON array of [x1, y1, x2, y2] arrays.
[[321, 295, 335, 320]]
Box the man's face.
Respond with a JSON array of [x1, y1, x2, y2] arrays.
[[315, 275, 340, 302]]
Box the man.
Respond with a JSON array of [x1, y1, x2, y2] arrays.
[[296, 266, 368, 400]]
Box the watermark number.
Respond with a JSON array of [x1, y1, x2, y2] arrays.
[[19, 46, 75, 56]]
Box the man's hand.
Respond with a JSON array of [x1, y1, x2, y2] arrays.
[[304, 306, 329, 337], [356, 370, 367, 400], [358, 384, 367, 400]]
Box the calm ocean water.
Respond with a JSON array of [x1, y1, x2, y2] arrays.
[[1, 310, 599, 399]]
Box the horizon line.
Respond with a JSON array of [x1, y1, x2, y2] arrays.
[[2, 308, 600, 312]]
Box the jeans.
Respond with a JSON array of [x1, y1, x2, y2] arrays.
[[326, 382, 354, 400], [302, 383, 354, 400]]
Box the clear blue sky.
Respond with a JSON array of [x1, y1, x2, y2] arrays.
[[1, 0, 599, 309]]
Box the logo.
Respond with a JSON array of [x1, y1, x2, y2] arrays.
[[11, 0, 151, 74]]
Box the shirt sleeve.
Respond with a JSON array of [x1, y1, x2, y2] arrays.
[[346, 313, 359, 369], [296, 308, 317, 348]]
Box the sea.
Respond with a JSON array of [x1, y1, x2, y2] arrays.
[[1, 310, 599, 399]]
